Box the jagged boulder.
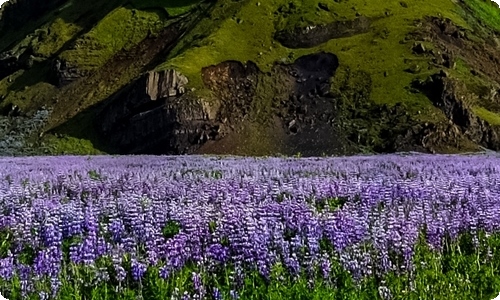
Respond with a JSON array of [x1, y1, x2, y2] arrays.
[[52, 59, 89, 86], [146, 69, 189, 100], [98, 69, 219, 154]]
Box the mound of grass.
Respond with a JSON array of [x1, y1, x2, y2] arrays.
[[41, 134, 104, 155], [31, 18, 81, 58], [59, 6, 167, 71]]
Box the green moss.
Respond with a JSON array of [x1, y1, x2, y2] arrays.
[[273, 0, 345, 32], [462, 0, 500, 32], [0, 60, 57, 112], [1, 82, 56, 112], [472, 106, 500, 125], [32, 18, 81, 58], [449, 58, 500, 120], [42, 134, 104, 155], [59, 6, 166, 71], [449, 58, 489, 97]]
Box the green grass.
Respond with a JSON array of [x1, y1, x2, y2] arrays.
[[59, 6, 167, 71], [463, 0, 500, 32], [472, 106, 500, 125], [31, 18, 81, 58], [2, 230, 500, 299], [41, 134, 105, 155], [445, 59, 500, 126], [160, 0, 468, 117]]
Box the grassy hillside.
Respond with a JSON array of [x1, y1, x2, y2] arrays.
[[0, 0, 500, 155]]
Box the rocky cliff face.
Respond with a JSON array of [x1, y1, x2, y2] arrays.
[[1, 0, 500, 156], [416, 71, 500, 151], [98, 70, 220, 154]]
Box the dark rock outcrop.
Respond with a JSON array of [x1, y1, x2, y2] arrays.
[[201, 60, 259, 122], [201, 52, 355, 155], [98, 52, 347, 155], [52, 59, 90, 87], [99, 51, 449, 156], [416, 71, 500, 150], [147, 69, 189, 101], [98, 69, 220, 154], [275, 16, 371, 48]]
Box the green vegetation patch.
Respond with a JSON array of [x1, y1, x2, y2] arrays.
[[472, 106, 500, 126], [161, 0, 467, 118], [1, 82, 56, 113], [31, 18, 82, 58], [41, 134, 104, 155], [463, 0, 500, 32], [59, 6, 167, 71]]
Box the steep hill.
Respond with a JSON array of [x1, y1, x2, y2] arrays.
[[1, 0, 500, 156]]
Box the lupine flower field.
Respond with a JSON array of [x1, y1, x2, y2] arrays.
[[1, 154, 500, 300]]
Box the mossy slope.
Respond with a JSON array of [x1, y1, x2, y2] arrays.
[[0, 0, 499, 155]]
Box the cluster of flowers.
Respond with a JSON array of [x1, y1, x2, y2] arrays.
[[0, 154, 499, 299]]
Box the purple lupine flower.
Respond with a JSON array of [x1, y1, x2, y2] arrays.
[[109, 218, 125, 242], [159, 266, 170, 279], [207, 243, 229, 263], [0, 251, 14, 280], [114, 265, 126, 283], [320, 255, 331, 280], [285, 253, 301, 276], [131, 259, 147, 281], [212, 287, 222, 300], [192, 272, 202, 292], [33, 246, 62, 278]]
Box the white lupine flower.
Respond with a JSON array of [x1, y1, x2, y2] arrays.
[[0, 292, 7, 300], [492, 292, 500, 300]]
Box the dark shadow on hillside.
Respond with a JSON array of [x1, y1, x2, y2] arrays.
[[48, 95, 120, 154]]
